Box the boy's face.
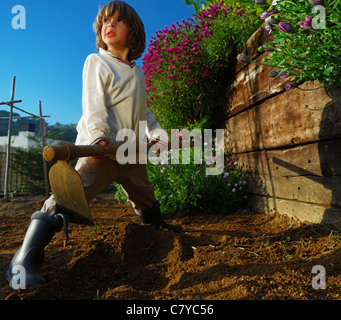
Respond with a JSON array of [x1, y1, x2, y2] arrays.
[[101, 10, 130, 54]]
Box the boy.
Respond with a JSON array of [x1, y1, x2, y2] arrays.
[[6, 0, 182, 290]]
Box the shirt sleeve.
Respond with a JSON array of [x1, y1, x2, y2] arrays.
[[82, 54, 112, 144], [139, 71, 162, 139], [146, 108, 162, 136]]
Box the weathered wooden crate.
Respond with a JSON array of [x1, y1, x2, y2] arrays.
[[217, 25, 341, 230]]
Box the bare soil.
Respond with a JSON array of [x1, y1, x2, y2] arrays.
[[0, 195, 340, 300]]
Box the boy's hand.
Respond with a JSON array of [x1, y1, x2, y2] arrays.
[[91, 140, 111, 159], [149, 138, 168, 154]]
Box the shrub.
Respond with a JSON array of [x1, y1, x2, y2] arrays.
[[115, 147, 248, 215], [142, 16, 217, 132], [134, 1, 263, 214], [200, 1, 263, 69], [142, 1, 261, 133]]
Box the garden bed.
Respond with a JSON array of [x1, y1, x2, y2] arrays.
[[1, 195, 340, 300]]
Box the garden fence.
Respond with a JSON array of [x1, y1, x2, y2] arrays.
[[1, 76, 50, 199], [0, 151, 30, 195]]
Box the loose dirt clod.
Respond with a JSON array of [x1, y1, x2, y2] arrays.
[[1, 195, 340, 300]]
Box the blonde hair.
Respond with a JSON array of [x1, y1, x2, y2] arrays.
[[93, 1, 146, 61]]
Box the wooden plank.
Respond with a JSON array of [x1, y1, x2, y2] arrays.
[[215, 24, 275, 122], [248, 194, 341, 230], [235, 140, 341, 177], [223, 83, 341, 154], [246, 173, 341, 208], [234, 141, 341, 207], [221, 53, 283, 120], [236, 23, 273, 73]]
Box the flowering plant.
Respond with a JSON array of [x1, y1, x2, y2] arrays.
[[148, 151, 247, 214], [183, 0, 217, 13], [115, 148, 248, 215], [200, 1, 263, 69], [142, 16, 216, 132], [137, 1, 260, 214], [142, 1, 261, 132], [239, 0, 341, 109]]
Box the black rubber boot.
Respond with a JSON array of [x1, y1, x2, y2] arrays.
[[6, 211, 63, 290], [140, 201, 182, 232]]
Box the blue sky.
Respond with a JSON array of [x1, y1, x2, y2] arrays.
[[0, 0, 194, 126]]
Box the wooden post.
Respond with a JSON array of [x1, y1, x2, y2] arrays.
[[4, 76, 16, 202], [39, 100, 50, 198]]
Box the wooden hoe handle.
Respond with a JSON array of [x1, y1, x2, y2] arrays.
[[43, 140, 197, 162], [43, 141, 148, 162]]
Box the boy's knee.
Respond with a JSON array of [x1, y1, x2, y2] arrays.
[[41, 196, 58, 215]]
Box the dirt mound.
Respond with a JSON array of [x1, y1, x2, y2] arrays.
[[1, 195, 341, 300]]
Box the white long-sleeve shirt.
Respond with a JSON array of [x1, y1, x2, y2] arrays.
[[75, 48, 161, 147]]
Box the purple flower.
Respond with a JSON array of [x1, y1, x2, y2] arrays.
[[298, 16, 313, 29], [269, 18, 279, 25], [309, 0, 324, 5], [277, 22, 294, 33], [256, 0, 265, 4], [269, 71, 279, 78], [260, 12, 270, 20], [304, 16, 313, 24], [260, 9, 277, 20], [279, 72, 288, 80], [284, 81, 294, 92], [237, 53, 249, 65]]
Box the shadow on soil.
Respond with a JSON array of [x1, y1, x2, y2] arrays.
[[1, 198, 341, 300]]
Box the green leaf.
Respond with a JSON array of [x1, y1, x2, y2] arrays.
[[324, 66, 334, 76]]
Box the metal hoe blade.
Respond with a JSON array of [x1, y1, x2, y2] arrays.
[[49, 159, 94, 226]]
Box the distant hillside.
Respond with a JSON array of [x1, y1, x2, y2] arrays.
[[47, 122, 78, 142], [0, 110, 77, 142], [0, 110, 21, 136]]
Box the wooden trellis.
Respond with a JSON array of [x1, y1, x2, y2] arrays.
[[0, 76, 50, 200]]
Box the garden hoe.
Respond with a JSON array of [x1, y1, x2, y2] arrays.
[[43, 140, 195, 226]]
